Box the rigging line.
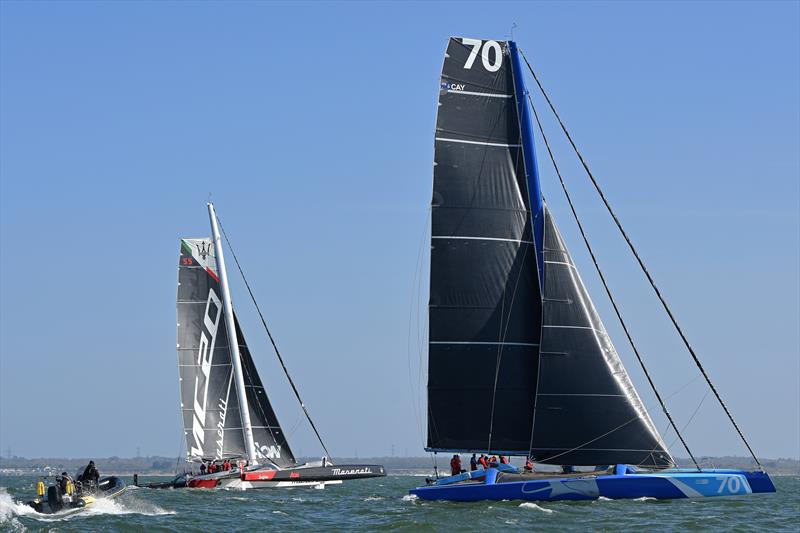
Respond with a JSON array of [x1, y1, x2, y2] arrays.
[[531, 414, 640, 465], [238, 348, 285, 470], [526, 92, 698, 471], [519, 48, 762, 471], [668, 387, 712, 453], [407, 207, 430, 449], [486, 139, 533, 453], [416, 209, 431, 442], [527, 207, 545, 459], [215, 216, 333, 461], [486, 243, 532, 453]]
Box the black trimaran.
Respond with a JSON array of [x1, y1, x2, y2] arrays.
[[409, 37, 775, 502], [173, 203, 384, 489]]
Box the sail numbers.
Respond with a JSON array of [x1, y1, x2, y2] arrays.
[[462, 38, 502, 72]]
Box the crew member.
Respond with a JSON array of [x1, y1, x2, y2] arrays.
[[489, 455, 498, 467], [479, 454, 489, 469], [470, 454, 478, 471], [524, 457, 534, 472], [79, 461, 99, 484], [499, 455, 509, 465], [58, 472, 70, 494], [450, 454, 463, 476], [200, 463, 207, 475]]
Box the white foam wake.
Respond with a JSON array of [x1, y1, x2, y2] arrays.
[[519, 502, 555, 513], [83, 496, 176, 517], [0, 486, 174, 525], [0, 487, 39, 529]]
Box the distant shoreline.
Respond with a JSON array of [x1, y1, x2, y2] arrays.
[[1, 455, 797, 477]]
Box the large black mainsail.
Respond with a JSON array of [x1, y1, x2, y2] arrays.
[[428, 37, 541, 452], [177, 238, 295, 467], [426, 37, 672, 467]]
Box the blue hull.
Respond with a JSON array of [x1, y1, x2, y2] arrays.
[[409, 466, 776, 502]]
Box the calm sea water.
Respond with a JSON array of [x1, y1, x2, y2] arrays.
[[1, 474, 798, 532]]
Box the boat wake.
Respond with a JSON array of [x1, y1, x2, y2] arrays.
[[82, 496, 176, 517], [0, 488, 38, 530], [0, 487, 174, 525], [519, 502, 555, 513]]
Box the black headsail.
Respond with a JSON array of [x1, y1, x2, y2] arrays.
[[428, 37, 541, 453], [532, 207, 671, 467], [177, 238, 295, 467], [426, 37, 672, 467]]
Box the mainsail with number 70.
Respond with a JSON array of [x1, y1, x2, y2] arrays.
[[410, 37, 775, 502]]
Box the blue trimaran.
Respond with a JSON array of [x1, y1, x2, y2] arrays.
[[409, 37, 775, 502]]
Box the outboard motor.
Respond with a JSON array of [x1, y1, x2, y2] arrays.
[[46, 485, 63, 512]]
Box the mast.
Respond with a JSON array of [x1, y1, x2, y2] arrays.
[[208, 202, 259, 466]]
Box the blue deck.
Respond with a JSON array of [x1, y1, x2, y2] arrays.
[[409, 465, 776, 502]]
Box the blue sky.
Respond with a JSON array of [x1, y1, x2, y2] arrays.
[[1, 1, 798, 461]]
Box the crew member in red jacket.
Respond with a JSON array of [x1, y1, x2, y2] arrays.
[[450, 454, 463, 476], [479, 454, 489, 469]]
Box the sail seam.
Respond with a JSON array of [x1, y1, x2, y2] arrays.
[[446, 89, 513, 98], [435, 137, 521, 147], [430, 341, 539, 347], [537, 393, 626, 397], [432, 235, 533, 244]]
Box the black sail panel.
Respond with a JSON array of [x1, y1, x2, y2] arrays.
[[234, 316, 296, 468], [177, 238, 248, 461], [531, 207, 673, 467], [427, 37, 542, 453]]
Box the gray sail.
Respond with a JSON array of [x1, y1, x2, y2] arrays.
[[530, 207, 673, 467], [427, 37, 542, 453], [177, 239, 295, 466]]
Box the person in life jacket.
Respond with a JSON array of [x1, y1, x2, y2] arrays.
[[478, 454, 489, 469], [524, 456, 534, 472], [470, 454, 478, 471], [58, 472, 70, 495], [489, 455, 498, 467], [450, 454, 463, 476], [499, 455, 509, 465], [79, 461, 99, 484]]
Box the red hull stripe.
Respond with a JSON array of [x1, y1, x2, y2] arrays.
[[242, 471, 277, 481]]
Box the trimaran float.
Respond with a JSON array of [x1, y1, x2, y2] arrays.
[[409, 37, 776, 502], [171, 203, 384, 489]]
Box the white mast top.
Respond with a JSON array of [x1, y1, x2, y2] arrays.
[[207, 202, 259, 466]]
